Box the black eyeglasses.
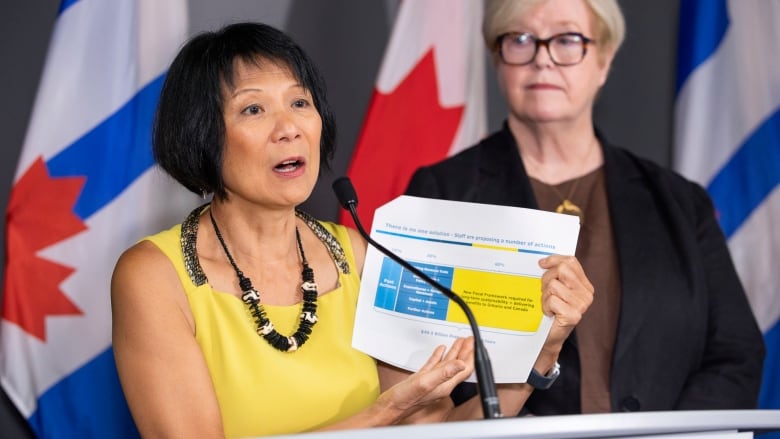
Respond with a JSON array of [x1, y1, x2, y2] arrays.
[[496, 32, 595, 66]]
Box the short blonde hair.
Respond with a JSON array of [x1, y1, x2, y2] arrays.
[[483, 0, 625, 57]]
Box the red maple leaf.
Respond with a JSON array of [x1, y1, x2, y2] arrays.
[[343, 49, 465, 229], [3, 157, 87, 341]]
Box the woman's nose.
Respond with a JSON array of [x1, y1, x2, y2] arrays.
[[532, 42, 554, 69], [271, 111, 301, 143]]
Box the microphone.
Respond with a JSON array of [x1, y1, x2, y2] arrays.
[[332, 177, 502, 420]]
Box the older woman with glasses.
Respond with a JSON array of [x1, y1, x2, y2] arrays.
[[406, 0, 765, 415]]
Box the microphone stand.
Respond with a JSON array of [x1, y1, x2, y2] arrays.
[[332, 177, 502, 419]]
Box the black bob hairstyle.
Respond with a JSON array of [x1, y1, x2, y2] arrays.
[[152, 22, 337, 199]]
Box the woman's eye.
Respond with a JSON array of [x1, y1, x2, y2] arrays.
[[555, 35, 582, 46], [242, 104, 261, 115], [293, 99, 310, 108], [510, 33, 534, 47]]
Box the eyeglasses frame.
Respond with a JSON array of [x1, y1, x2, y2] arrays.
[[496, 32, 595, 66]]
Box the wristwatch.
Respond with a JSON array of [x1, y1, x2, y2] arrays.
[[527, 362, 561, 390]]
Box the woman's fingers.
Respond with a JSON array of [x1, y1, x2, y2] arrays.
[[442, 336, 474, 362], [420, 339, 474, 386], [540, 255, 593, 293], [414, 338, 474, 387], [387, 338, 474, 415], [538, 255, 594, 325], [456, 336, 475, 362]]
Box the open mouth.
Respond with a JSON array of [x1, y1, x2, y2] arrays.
[[274, 158, 304, 173]]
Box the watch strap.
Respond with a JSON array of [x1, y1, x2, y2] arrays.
[[527, 361, 560, 390]]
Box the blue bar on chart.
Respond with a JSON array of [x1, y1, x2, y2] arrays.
[[374, 257, 454, 320]]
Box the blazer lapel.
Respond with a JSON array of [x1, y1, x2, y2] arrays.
[[603, 145, 660, 364], [476, 126, 538, 209]]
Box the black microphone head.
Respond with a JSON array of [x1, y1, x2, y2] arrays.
[[332, 177, 358, 209]]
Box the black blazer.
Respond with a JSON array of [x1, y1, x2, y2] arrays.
[[405, 125, 765, 413]]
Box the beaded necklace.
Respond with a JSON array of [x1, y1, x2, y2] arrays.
[[209, 210, 318, 352]]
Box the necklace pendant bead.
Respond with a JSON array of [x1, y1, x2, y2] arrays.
[[301, 311, 318, 324], [258, 321, 275, 335], [242, 288, 260, 304], [286, 336, 299, 352], [555, 199, 584, 223]]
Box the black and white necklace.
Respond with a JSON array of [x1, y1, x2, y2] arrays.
[[209, 210, 318, 352]]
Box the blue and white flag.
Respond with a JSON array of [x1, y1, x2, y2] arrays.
[[0, 0, 196, 436], [674, 0, 780, 417]]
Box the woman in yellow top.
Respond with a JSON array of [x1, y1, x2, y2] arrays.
[[110, 22, 594, 438]]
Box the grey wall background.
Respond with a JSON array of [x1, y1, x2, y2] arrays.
[[0, 0, 677, 436]]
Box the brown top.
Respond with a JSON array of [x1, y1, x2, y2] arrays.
[[529, 166, 621, 413]]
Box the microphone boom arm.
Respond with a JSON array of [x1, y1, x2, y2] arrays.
[[333, 178, 502, 420]]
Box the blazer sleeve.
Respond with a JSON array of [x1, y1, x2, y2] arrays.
[[675, 182, 765, 409]]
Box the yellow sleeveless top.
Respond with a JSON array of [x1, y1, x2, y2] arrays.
[[145, 208, 380, 438]]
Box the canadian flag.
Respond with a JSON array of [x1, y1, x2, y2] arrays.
[[340, 0, 487, 229]]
